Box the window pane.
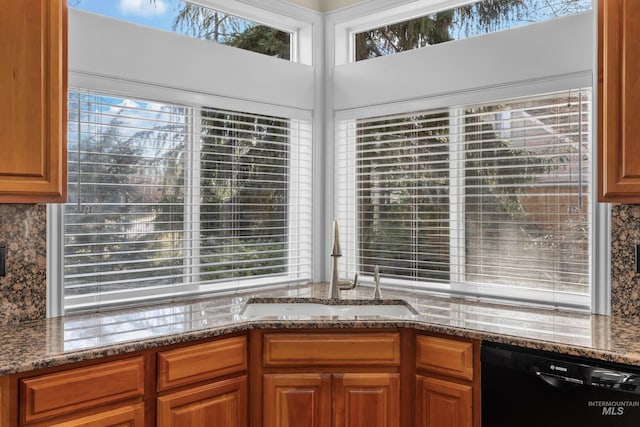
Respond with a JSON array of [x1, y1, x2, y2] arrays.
[[65, 89, 188, 305], [464, 91, 591, 295], [356, 112, 450, 281], [199, 110, 291, 282], [69, 0, 292, 60], [355, 0, 592, 61]]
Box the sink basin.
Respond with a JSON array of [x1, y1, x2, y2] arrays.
[[240, 298, 417, 318]]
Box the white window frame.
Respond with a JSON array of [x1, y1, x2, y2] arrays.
[[50, 82, 314, 314], [334, 86, 601, 311], [332, 0, 473, 66], [189, 0, 316, 65]]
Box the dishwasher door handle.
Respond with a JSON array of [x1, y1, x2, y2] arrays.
[[535, 370, 584, 388]]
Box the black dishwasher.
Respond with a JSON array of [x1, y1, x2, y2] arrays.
[[482, 342, 640, 427]]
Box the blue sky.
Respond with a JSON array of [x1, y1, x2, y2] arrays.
[[69, 0, 183, 32]]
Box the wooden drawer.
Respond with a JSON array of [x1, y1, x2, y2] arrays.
[[157, 336, 247, 392], [30, 402, 145, 427], [416, 336, 473, 381], [20, 357, 145, 424], [263, 333, 400, 367]]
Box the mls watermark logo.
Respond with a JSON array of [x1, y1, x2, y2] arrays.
[[588, 400, 640, 416]]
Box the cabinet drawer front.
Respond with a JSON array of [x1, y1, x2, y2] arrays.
[[33, 402, 145, 427], [263, 333, 400, 366], [21, 357, 145, 424], [416, 336, 473, 381], [157, 336, 247, 391]]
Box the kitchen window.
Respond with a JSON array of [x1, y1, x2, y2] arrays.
[[334, 89, 592, 309], [53, 89, 312, 312], [331, 0, 603, 311]]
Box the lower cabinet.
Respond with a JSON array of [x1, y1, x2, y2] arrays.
[[157, 376, 247, 427], [415, 335, 479, 427], [18, 357, 146, 427], [263, 373, 331, 427], [1, 335, 248, 427], [333, 373, 400, 427], [263, 372, 400, 427], [1, 329, 480, 427], [156, 336, 248, 427], [415, 376, 472, 427], [258, 331, 402, 427]]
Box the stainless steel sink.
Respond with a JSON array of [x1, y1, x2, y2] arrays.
[[240, 298, 417, 318]]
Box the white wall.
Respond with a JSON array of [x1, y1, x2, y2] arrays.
[[69, 9, 315, 113], [333, 11, 594, 115], [285, 0, 367, 12]]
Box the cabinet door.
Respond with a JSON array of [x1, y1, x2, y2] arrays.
[[263, 373, 331, 427], [598, 0, 640, 202], [35, 403, 145, 427], [157, 376, 247, 427], [333, 373, 400, 427], [416, 375, 472, 427], [0, 0, 67, 202]]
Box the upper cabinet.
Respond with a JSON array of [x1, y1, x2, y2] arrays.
[[0, 0, 67, 203], [598, 0, 640, 203]]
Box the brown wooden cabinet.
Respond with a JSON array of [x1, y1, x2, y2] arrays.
[[262, 372, 399, 427], [415, 335, 479, 427], [156, 336, 248, 427], [263, 373, 332, 427], [333, 373, 400, 427], [598, 0, 640, 202], [157, 376, 247, 427], [0, 0, 67, 203], [14, 356, 145, 427], [0, 335, 248, 427], [31, 403, 145, 427], [416, 376, 472, 427], [256, 331, 402, 427], [1, 329, 483, 427]]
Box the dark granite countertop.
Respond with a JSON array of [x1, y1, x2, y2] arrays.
[[0, 283, 638, 376]]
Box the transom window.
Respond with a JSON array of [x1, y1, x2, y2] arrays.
[[68, 0, 293, 60], [354, 0, 592, 61]]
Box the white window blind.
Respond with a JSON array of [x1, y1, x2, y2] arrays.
[[335, 89, 591, 309], [63, 88, 312, 311]]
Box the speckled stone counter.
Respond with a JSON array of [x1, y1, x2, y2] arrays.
[[1, 283, 639, 376]]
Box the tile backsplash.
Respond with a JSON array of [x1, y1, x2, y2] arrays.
[[0, 204, 639, 324], [0, 204, 46, 324], [611, 204, 640, 317]]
